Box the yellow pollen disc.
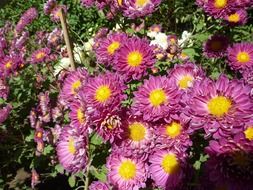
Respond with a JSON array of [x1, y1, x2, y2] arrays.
[[149, 89, 166, 107], [107, 125, 114, 130], [118, 160, 136, 180], [68, 137, 76, 154], [107, 41, 120, 55], [127, 51, 143, 67], [136, 0, 149, 7], [232, 152, 249, 167], [214, 0, 227, 8], [178, 75, 194, 89], [165, 122, 182, 138], [95, 85, 111, 103], [36, 52, 46, 59], [77, 108, 85, 124], [129, 122, 146, 142], [207, 96, 232, 117], [161, 154, 180, 174], [211, 41, 222, 51], [36, 132, 42, 138], [117, 0, 122, 6], [244, 127, 253, 140], [71, 80, 81, 94], [5, 61, 12, 69], [228, 13, 240, 23], [237, 52, 250, 63]]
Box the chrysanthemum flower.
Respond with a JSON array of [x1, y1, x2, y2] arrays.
[[203, 34, 229, 58], [60, 68, 88, 104], [227, 42, 253, 71], [30, 48, 51, 64], [69, 99, 89, 131], [0, 55, 20, 77], [106, 153, 148, 190], [186, 75, 253, 139], [168, 63, 205, 91], [34, 128, 45, 143], [89, 181, 110, 190], [132, 76, 182, 121], [113, 117, 155, 159], [57, 126, 88, 173], [224, 9, 247, 25], [44, 0, 57, 15], [14, 31, 29, 49], [0, 104, 11, 124], [47, 28, 63, 47], [242, 68, 253, 89], [16, 7, 38, 33], [121, 0, 161, 19], [149, 149, 186, 189], [0, 79, 9, 100], [113, 37, 156, 81], [82, 72, 126, 112], [50, 5, 67, 22], [80, 0, 94, 8], [95, 33, 128, 66]]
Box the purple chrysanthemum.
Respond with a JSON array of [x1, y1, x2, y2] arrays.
[[0, 79, 9, 100], [106, 153, 148, 190], [168, 62, 205, 91], [30, 48, 51, 64], [113, 116, 155, 160], [121, 0, 161, 19], [0, 55, 21, 78], [113, 37, 156, 81], [44, 0, 57, 15], [82, 72, 126, 112], [149, 149, 186, 189], [14, 31, 29, 49], [89, 181, 110, 190], [47, 27, 63, 47], [50, 5, 67, 22], [185, 75, 253, 139], [34, 127, 45, 143], [224, 9, 248, 25], [56, 126, 88, 173], [16, 8, 38, 33], [242, 68, 253, 89], [203, 34, 229, 58], [227, 42, 253, 71], [80, 0, 95, 8], [132, 76, 182, 121], [95, 32, 128, 66], [0, 104, 11, 124], [60, 68, 88, 104]]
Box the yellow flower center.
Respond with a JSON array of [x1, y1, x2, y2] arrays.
[[36, 52, 46, 59], [118, 160, 136, 180], [165, 122, 182, 138], [36, 131, 43, 138], [161, 153, 180, 174], [244, 127, 253, 140], [68, 137, 76, 154], [237, 52, 250, 63], [117, 0, 123, 6], [214, 0, 227, 8], [136, 0, 149, 7], [210, 40, 222, 51], [5, 61, 12, 69], [178, 75, 194, 89], [107, 41, 120, 55], [71, 80, 81, 94], [95, 85, 111, 103], [207, 96, 232, 117], [149, 89, 166, 107], [77, 108, 85, 124], [129, 122, 146, 142], [228, 13, 240, 23], [127, 51, 143, 67]]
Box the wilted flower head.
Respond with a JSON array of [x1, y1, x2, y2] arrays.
[[44, 0, 57, 15]]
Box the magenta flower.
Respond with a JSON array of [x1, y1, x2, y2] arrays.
[[227, 42, 253, 71], [132, 76, 182, 121], [106, 153, 148, 190], [203, 34, 229, 58], [95, 32, 128, 66], [0, 55, 20, 77], [44, 0, 57, 15], [89, 181, 110, 190], [34, 128, 45, 143], [0, 104, 11, 124], [30, 48, 51, 64], [47, 27, 63, 47], [224, 9, 248, 25], [50, 5, 67, 22], [113, 37, 156, 81], [0, 79, 9, 100], [57, 126, 88, 173], [16, 7, 38, 33], [185, 75, 253, 139]]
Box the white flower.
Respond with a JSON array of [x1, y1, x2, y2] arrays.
[[84, 38, 94, 52], [150, 32, 168, 50], [178, 31, 192, 47], [147, 31, 158, 38]]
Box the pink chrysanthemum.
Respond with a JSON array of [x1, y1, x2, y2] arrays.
[[0, 55, 21, 77], [168, 62, 205, 91], [106, 153, 148, 190], [0, 104, 11, 124], [69, 99, 89, 131], [227, 42, 253, 71], [60, 68, 88, 104], [0, 79, 9, 100], [89, 181, 110, 190], [185, 75, 253, 139], [50, 5, 67, 22], [149, 149, 186, 189], [224, 9, 248, 25], [113, 116, 155, 160], [132, 76, 182, 121], [95, 32, 128, 66], [82, 72, 126, 112], [203, 34, 229, 58], [113, 37, 156, 81], [44, 0, 57, 15], [56, 126, 88, 173], [47, 27, 63, 47], [121, 0, 161, 19], [30, 48, 51, 64]]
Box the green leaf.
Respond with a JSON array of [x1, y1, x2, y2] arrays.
[[90, 165, 107, 182], [43, 145, 53, 155], [90, 133, 103, 145], [68, 175, 76, 188], [55, 164, 64, 174]]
